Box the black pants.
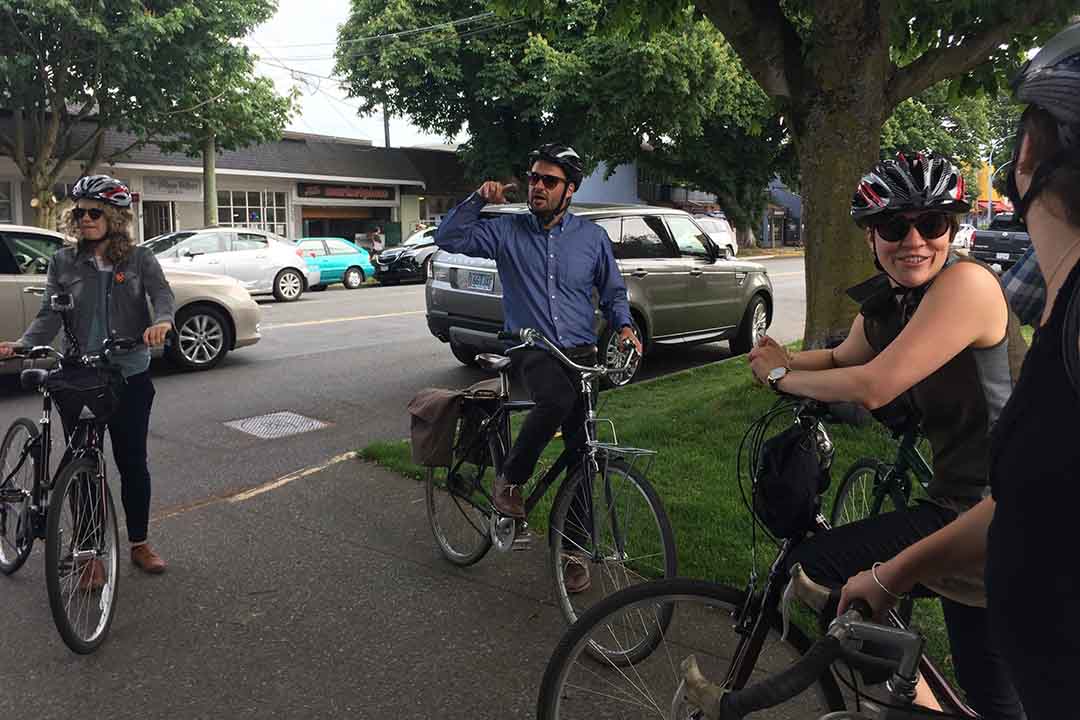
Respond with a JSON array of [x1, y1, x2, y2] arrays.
[[786, 502, 1025, 720], [62, 372, 156, 544], [503, 349, 592, 549]]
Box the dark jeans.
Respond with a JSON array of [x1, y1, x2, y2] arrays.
[[503, 348, 592, 550], [61, 371, 156, 544], [786, 502, 1025, 720]]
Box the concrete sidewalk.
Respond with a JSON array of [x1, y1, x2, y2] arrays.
[[1, 457, 824, 719]]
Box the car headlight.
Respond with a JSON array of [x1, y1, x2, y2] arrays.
[[434, 265, 450, 282]]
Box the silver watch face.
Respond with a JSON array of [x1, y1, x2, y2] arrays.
[[768, 366, 787, 382]]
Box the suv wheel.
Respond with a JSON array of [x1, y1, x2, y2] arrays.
[[450, 341, 480, 367], [730, 295, 768, 355], [600, 319, 643, 388]]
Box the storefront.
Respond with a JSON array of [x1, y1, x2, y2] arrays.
[[296, 182, 398, 245]]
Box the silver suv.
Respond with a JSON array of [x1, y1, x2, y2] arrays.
[[425, 203, 773, 384]]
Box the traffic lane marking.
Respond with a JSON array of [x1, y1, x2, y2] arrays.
[[261, 310, 425, 330]]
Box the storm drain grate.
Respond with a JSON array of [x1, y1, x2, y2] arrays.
[[224, 411, 330, 440]]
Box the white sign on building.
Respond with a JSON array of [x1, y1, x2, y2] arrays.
[[143, 176, 203, 202]]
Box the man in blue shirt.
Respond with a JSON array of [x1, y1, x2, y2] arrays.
[[435, 143, 641, 593]]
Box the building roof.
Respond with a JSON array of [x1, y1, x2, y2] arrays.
[[399, 147, 475, 195], [0, 113, 426, 186]]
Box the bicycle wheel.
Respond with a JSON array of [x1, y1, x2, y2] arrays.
[[548, 457, 677, 658], [830, 459, 908, 528], [536, 578, 845, 719], [0, 418, 38, 575], [425, 417, 503, 566], [45, 457, 120, 654]]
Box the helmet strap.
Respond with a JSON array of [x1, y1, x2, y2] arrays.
[[530, 183, 572, 227]]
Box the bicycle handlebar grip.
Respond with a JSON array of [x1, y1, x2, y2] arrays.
[[719, 635, 844, 719], [496, 330, 521, 342], [847, 598, 874, 620]]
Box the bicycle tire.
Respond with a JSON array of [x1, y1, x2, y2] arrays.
[[536, 577, 846, 720], [830, 459, 908, 527], [45, 457, 120, 654], [0, 418, 39, 575], [548, 458, 677, 661], [425, 416, 504, 566]]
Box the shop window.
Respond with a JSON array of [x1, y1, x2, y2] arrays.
[[0, 183, 12, 223], [216, 190, 288, 236]]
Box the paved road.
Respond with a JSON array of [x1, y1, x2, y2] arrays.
[[0, 257, 812, 717]]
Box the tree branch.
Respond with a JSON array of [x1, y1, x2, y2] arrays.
[[694, 0, 802, 99], [886, 0, 1060, 108]]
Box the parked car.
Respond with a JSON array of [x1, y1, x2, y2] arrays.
[[425, 203, 773, 385], [142, 227, 319, 302], [0, 224, 261, 374], [694, 214, 738, 258], [952, 223, 976, 252], [373, 226, 439, 284], [297, 237, 374, 290], [970, 213, 1031, 273]]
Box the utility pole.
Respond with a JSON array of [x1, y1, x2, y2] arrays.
[[383, 105, 391, 148], [203, 128, 217, 227]]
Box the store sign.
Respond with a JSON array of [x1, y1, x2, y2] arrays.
[[297, 183, 393, 201], [143, 176, 203, 202]]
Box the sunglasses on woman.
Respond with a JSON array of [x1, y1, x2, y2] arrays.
[[526, 171, 566, 190], [72, 208, 105, 221], [872, 212, 951, 242]]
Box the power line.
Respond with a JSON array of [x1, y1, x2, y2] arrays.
[[254, 12, 495, 49]]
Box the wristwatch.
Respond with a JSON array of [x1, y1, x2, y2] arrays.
[[766, 366, 789, 392]]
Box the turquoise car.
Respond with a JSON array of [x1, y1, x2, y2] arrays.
[[298, 237, 375, 290]]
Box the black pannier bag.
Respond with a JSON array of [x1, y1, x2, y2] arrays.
[[754, 423, 831, 539]]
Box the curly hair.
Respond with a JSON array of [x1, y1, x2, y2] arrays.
[[59, 204, 137, 265]]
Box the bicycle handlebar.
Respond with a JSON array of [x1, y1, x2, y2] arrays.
[[497, 327, 638, 377], [10, 336, 140, 366]]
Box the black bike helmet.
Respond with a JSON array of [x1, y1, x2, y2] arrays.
[[851, 152, 969, 227], [527, 143, 585, 190], [70, 174, 132, 208], [1006, 22, 1080, 220]]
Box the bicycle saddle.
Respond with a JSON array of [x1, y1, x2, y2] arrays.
[[476, 353, 512, 372], [20, 368, 48, 392]]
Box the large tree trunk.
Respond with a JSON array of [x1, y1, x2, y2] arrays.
[[735, 224, 756, 248], [795, 109, 881, 348], [31, 164, 60, 230]]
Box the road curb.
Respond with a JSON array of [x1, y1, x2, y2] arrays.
[[740, 253, 805, 261]]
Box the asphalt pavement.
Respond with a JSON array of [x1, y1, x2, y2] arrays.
[[0, 257, 814, 718]]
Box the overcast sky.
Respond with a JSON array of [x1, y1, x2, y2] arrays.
[[244, 0, 465, 148]]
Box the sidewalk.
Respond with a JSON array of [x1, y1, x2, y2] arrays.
[[740, 248, 805, 261], [1, 458, 823, 718]]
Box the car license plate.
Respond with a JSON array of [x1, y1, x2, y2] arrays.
[[467, 271, 494, 292], [996, 252, 1011, 260]]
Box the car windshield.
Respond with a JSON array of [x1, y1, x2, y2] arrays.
[[404, 229, 434, 246], [142, 231, 196, 254]]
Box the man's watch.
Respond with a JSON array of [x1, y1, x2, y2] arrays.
[[766, 366, 789, 392]]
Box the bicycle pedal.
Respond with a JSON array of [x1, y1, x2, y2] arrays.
[[0, 488, 28, 503], [512, 526, 533, 551]]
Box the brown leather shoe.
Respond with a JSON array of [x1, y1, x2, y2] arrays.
[[131, 544, 167, 574], [492, 474, 525, 519], [78, 558, 106, 592], [562, 554, 591, 595]]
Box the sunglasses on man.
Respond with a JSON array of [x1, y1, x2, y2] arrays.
[[872, 212, 951, 243], [72, 208, 105, 221], [526, 171, 567, 190]]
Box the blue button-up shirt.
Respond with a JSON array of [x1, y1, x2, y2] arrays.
[[1001, 245, 1045, 326], [435, 193, 633, 348]]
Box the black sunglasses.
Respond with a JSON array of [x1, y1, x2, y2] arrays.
[[72, 208, 105, 221], [872, 212, 950, 243], [526, 171, 566, 190]]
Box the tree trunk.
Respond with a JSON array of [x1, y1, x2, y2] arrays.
[[203, 131, 217, 227], [795, 106, 882, 348], [735, 224, 757, 248], [31, 164, 59, 230]]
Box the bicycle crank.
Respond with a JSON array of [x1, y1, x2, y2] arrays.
[[490, 513, 517, 552]]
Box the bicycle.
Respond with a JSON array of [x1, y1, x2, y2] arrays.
[[425, 327, 677, 658], [536, 396, 980, 719], [830, 421, 932, 528], [0, 294, 136, 654]]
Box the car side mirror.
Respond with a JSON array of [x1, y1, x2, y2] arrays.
[[50, 293, 74, 312], [34, 258, 49, 273]]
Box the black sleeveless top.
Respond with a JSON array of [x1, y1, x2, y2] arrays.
[[985, 258, 1080, 707], [849, 255, 1027, 507]]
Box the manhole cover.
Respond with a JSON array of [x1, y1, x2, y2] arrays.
[[224, 411, 330, 440]]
